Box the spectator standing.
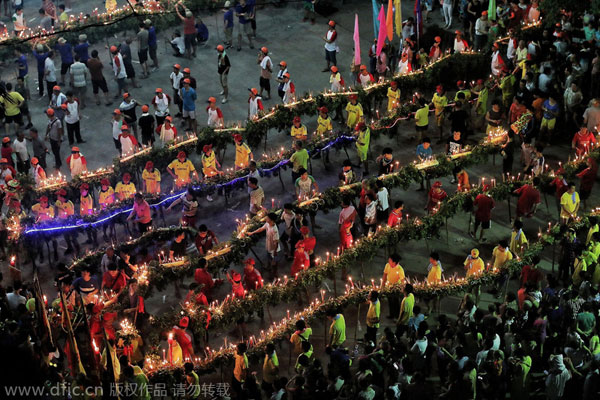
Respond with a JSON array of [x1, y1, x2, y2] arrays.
[[45, 108, 63, 170], [235, 0, 254, 51], [55, 37, 73, 86], [12, 132, 28, 174], [322, 20, 338, 71], [68, 55, 89, 109], [583, 98, 600, 133], [32, 43, 49, 98], [119, 38, 141, 89], [181, 79, 197, 132], [0, 83, 24, 135], [120, 93, 140, 140], [474, 11, 490, 50], [64, 91, 84, 145], [137, 22, 150, 79], [170, 64, 184, 117], [29, 128, 48, 169], [87, 50, 112, 106], [12, 7, 26, 36], [74, 34, 90, 63], [217, 45, 231, 104], [176, 3, 196, 59], [138, 105, 155, 146], [223, 1, 234, 48], [257, 47, 272, 100], [146, 19, 159, 70], [44, 51, 57, 102], [110, 46, 128, 99]]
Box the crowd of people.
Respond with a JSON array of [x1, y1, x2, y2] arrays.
[[1, 0, 600, 399]]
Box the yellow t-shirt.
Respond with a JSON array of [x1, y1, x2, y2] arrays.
[[202, 151, 218, 177], [290, 327, 313, 354], [383, 262, 405, 285], [168, 159, 196, 184], [345, 102, 363, 129], [55, 200, 74, 219], [291, 124, 308, 139], [398, 293, 414, 325], [387, 87, 401, 112], [427, 264, 442, 283], [316, 116, 333, 135], [235, 142, 252, 169], [510, 230, 528, 255], [80, 194, 94, 216], [115, 182, 136, 201], [233, 353, 248, 382], [587, 224, 599, 245], [142, 169, 161, 194], [99, 187, 115, 208], [492, 246, 513, 270], [464, 256, 485, 278], [560, 191, 580, 216], [0, 92, 24, 117], [31, 203, 55, 221], [329, 314, 346, 346], [262, 353, 279, 384], [415, 105, 430, 127], [366, 300, 380, 328], [432, 93, 448, 116]]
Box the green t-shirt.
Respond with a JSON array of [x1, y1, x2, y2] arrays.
[[415, 105, 429, 127], [290, 149, 309, 172], [329, 314, 346, 346]]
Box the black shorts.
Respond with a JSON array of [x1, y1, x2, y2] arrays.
[[61, 62, 73, 76], [259, 77, 270, 91], [4, 113, 22, 125], [149, 44, 157, 60], [416, 124, 429, 132], [124, 62, 135, 79], [474, 217, 490, 230], [325, 49, 337, 64], [138, 48, 148, 63], [184, 33, 195, 50], [20, 104, 29, 116], [92, 78, 109, 94]]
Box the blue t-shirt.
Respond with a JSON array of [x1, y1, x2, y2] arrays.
[[72, 276, 100, 295], [56, 43, 74, 64], [181, 87, 197, 111], [196, 23, 209, 41], [16, 54, 28, 77], [74, 42, 90, 63], [33, 50, 48, 71], [235, 3, 250, 24], [224, 9, 234, 28], [148, 26, 157, 47], [416, 144, 433, 159], [543, 99, 559, 120]]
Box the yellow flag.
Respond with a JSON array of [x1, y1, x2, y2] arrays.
[[394, 0, 402, 37]]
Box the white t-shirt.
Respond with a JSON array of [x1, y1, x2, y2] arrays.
[[377, 188, 389, 211], [64, 100, 79, 124], [45, 57, 57, 82], [264, 222, 280, 254], [170, 71, 183, 90], [12, 139, 28, 160], [324, 29, 337, 52], [171, 37, 185, 54], [6, 292, 26, 310]]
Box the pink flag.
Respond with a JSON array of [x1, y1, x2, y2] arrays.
[[376, 5, 387, 57], [353, 14, 361, 66]]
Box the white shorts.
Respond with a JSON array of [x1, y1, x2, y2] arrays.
[[183, 109, 196, 119]]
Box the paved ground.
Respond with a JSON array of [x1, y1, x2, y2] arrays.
[[0, 0, 590, 391]]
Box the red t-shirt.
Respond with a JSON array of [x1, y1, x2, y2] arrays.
[[515, 184, 541, 216], [572, 131, 597, 155], [102, 271, 127, 292], [550, 177, 568, 199], [183, 17, 196, 35], [520, 265, 544, 287], [194, 268, 214, 294], [473, 194, 495, 222], [577, 165, 598, 192], [300, 237, 316, 253], [243, 268, 263, 291], [387, 210, 402, 227]]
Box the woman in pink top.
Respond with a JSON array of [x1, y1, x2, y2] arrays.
[[128, 193, 152, 234]]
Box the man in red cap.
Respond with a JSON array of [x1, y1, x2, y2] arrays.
[[276, 61, 289, 99], [234, 133, 252, 170], [56, 188, 80, 255], [167, 150, 198, 189], [217, 44, 231, 104], [142, 161, 161, 194], [201, 144, 221, 200], [115, 172, 136, 202], [453, 30, 470, 53], [429, 36, 442, 62], [358, 65, 375, 88], [111, 109, 123, 154], [30, 157, 46, 186], [474, 11, 490, 50], [0, 137, 14, 169], [432, 85, 448, 141], [426, 181, 447, 214], [345, 94, 363, 131], [65, 146, 87, 178], [282, 72, 296, 105], [45, 107, 63, 170], [472, 184, 495, 242], [323, 20, 338, 72], [206, 97, 224, 128], [329, 65, 343, 93], [138, 104, 155, 146], [151, 88, 171, 127], [172, 316, 195, 360], [118, 125, 139, 156], [110, 45, 128, 98], [247, 88, 263, 119], [79, 183, 98, 245], [290, 116, 307, 142], [170, 64, 184, 117], [156, 115, 177, 144], [181, 78, 197, 132], [182, 67, 197, 89], [257, 46, 272, 100], [0, 157, 15, 185], [119, 92, 140, 141], [242, 258, 263, 291], [98, 178, 116, 240], [316, 107, 333, 138]]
